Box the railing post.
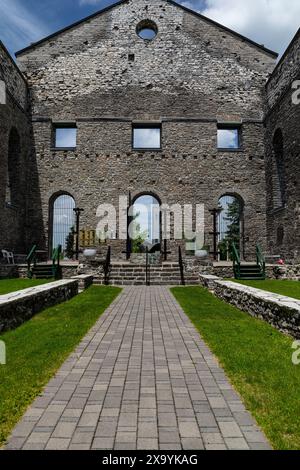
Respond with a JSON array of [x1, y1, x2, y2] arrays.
[[178, 246, 185, 286], [26, 245, 37, 279], [104, 246, 111, 285], [146, 247, 150, 286], [231, 242, 241, 279]]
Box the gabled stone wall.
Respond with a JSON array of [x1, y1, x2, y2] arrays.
[[16, 0, 277, 260]]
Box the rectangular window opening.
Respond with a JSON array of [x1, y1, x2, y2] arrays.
[[132, 124, 161, 150], [54, 125, 77, 149], [217, 126, 241, 150]]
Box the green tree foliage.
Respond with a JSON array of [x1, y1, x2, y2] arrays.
[[218, 199, 241, 260], [65, 226, 75, 259]]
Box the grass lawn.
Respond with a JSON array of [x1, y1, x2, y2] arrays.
[[232, 279, 300, 301], [0, 278, 51, 296], [0, 285, 121, 447], [171, 286, 300, 450]]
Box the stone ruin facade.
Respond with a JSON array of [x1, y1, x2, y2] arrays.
[[0, 0, 299, 264]]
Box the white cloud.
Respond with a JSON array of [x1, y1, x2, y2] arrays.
[[183, 0, 300, 56], [0, 0, 50, 55]]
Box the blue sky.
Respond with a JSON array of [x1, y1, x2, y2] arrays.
[[0, 0, 299, 59]]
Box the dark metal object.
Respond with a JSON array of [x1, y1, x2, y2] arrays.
[[26, 245, 37, 278], [209, 208, 222, 261], [146, 247, 150, 286], [178, 246, 185, 286], [52, 245, 62, 279], [162, 239, 171, 261], [126, 192, 132, 260], [73, 207, 84, 260], [103, 246, 112, 285]]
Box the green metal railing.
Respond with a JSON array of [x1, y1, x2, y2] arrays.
[[231, 242, 241, 279], [103, 246, 112, 286], [256, 244, 266, 278], [52, 245, 62, 279], [26, 245, 37, 278]]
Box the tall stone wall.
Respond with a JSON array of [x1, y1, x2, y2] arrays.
[[0, 42, 31, 254], [265, 30, 300, 262], [17, 0, 277, 259]]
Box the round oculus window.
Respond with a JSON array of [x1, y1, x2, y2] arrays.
[[136, 20, 158, 40]]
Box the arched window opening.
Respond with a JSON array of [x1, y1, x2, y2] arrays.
[[6, 128, 21, 206], [50, 193, 76, 258], [130, 194, 161, 253], [217, 195, 244, 261], [272, 129, 285, 209]]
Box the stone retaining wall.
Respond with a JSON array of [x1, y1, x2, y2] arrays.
[[200, 274, 300, 338], [72, 274, 94, 290], [0, 279, 79, 333], [0, 265, 18, 279]]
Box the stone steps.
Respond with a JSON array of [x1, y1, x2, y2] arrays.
[[93, 263, 199, 286]]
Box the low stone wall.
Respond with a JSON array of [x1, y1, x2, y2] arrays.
[[0, 265, 18, 279], [272, 265, 300, 281], [200, 275, 300, 338], [72, 274, 94, 290], [0, 280, 79, 333]]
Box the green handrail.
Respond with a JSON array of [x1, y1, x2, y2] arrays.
[[231, 242, 241, 279], [26, 245, 37, 278], [256, 244, 266, 278], [52, 245, 62, 279]]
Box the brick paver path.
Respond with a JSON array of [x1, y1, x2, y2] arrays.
[[6, 287, 271, 450]]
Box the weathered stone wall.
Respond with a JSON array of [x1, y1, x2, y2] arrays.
[[71, 274, 94, 290], [265, 30, 300, 262], [0, 42, 32, 254], [0, 264, 18, 279], [17, 0, 277, 260], [0, 279, 79, 333], [200, 275, 300, 338]]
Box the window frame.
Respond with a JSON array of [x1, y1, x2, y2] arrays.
[[132, 123, 162, 151], [217, 124, 242, 152], [52, 123, 77, 150]]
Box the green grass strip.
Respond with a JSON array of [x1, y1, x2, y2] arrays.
[[0, 286, 121, 447], [171, 286, 300, 450], [0, 278, 51, 296], [233, 279, 300, 301]]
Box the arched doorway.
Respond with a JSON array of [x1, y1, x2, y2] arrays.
[[6, 127, 21, 206], [217, 194, 244, 260], [129, 194, 161, 253], [50, 193, 76, 258]]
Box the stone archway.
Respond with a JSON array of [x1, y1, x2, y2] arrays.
[[49, 192, 76, 258], [129, 193, 161, 254]]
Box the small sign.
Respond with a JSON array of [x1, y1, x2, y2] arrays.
[[0, 80, 6, 105], [0, 341, 6, 365]]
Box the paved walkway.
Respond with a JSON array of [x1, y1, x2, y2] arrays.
[[6, 287, 271, 450]]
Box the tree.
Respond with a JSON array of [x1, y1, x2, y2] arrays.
[[218, 199, 241, 260], [226, 199, 241, 248], [65, 226, 75, 259]]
